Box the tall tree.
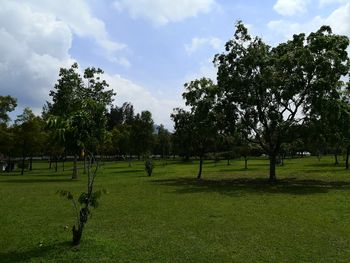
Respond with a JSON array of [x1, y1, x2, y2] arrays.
[[47, 63, 114, 179], [173, 78, 219, 179], [0, 95, 17, 124], [130, 111, 154, 159], [154, 124, 171, 159], [215, 22, 350, 181], [14, 108, 44, 175]]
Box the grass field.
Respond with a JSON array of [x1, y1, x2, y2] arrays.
[[1, 156, 350, 262]]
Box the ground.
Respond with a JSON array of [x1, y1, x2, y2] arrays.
[[1, 157, 350, 262]]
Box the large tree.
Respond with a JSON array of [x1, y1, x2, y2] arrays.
[[215, 22, 350, 181]]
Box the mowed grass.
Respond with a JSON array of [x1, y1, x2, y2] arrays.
[[1, 157, 350, 262]]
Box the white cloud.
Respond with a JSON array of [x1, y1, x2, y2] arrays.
[[268, 2, 350, 42], [185, 37, 222, 54], [273, 0, 310, 16], [319, 0, 348, 7], [0, 1, 74, 111], [105, 74, 183, 129], [113, 0, 216, 25], [17, 0, 126, 54]]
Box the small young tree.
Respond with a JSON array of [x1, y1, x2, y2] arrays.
[[49, 64, 114, 245]]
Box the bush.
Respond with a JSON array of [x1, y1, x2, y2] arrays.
[[145, 159, 153, 176]]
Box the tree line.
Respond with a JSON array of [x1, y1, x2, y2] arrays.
[[0, 22, 349, 181]]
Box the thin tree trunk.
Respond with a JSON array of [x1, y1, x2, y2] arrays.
[[49, 156, 52, 169], [346, 146, 350, 170], [62, 156, 65, 171], [72, 154, 78, 179], [7, 155, 11, 173], [334, 154, 339, 165], [83, 155, 86, 174], [244, 156, 248, 170], [227, 158, 230, 165], [197, 155, 203, 179], [281, 155, 284, 166], [21, 155, 25, 175], [29, 156, 33, 171], [55, 156, 58, 172], [269, 154, 277, 182]]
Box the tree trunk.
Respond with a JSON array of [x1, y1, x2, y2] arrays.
[[62, 157, 65, 171], [7, 155, 11, 173], [72, 224, 83, 246], [29, 156, 33, 171], [21, 155, 25, 175], [244, 156, 248, 170], [269, 154, 277, 182], [346, 145, 350, 170], [227, 158, 230, 166], [55, 157, 58, 172], [49, 156, 52, 169], [83, 156, 86, 174], [334, 154, 339, 165], [72, 207, 88, 246], [72, 155, 78, 179], [197, 156, 203, 179], [280, 154, 284, 166]]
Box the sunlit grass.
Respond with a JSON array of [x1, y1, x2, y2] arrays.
[[1, 156, 350, 262]]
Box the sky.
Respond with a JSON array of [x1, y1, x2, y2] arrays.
[[0, 0, 349, 129]]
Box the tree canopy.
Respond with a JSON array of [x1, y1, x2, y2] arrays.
[[214, 22, 350, 180]]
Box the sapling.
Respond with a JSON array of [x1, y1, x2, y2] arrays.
[[58, 153, 106, 246]]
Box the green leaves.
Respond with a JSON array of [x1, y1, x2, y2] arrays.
[[57, 190, 74, 200], [0, 95, 17, 124]]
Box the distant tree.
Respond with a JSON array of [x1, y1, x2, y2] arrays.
[[14, 108, 44, 174], [173, 78, 219, 179], [215, 22, 350, 181], [171, 109, 193, 161], [130, 111, 154, 159], [107, 102, 135, 129], [154, 124, 171, 159]]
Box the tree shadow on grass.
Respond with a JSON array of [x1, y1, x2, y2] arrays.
[[0, 241, 71, 263], [112, 169, 143, 174], [150, 177, 350, 196], [0, 178, 74, 183]]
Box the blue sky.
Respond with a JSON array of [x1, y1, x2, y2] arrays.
[[1, 0, 349, 129]]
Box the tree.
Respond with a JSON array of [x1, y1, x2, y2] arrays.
[[215, 22, 350, 181], [0, 96, 17, 172], [171, 109, 193, 161], [130, 111, 154, 159], [107, 102, 135, 129], [154, 124, 171, 159], [0, 95, 17, 124], [14, 108, 44, 175], [47, 63, 115, 179], [173, 78, 219, 179], [48, 64, 114, 245]]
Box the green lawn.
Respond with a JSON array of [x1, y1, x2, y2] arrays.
[[1, 157, 350, 262]]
